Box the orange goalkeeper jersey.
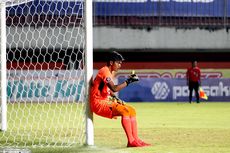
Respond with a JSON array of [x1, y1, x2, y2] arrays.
[[90, 66, 113, 118]]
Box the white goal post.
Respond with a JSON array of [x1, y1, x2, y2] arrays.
[[0, 0, 93, 147], [0, 1, 7, 132]]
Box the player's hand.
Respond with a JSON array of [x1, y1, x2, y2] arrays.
[[126, 74, 139, 86]]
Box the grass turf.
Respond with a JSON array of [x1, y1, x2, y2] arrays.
[[92, 102, 230, 153], [1, 102, 230, 153]]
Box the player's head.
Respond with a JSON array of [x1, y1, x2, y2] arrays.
[[107, 51, 125, 62], [107, 51, 124, 71], [192, 60, 197, 67]]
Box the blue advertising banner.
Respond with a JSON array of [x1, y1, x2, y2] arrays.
[[7, 70, 84, 102], [118, 78, 230, 102], [94, 0, 228, 17], [7, 0, 230, 17]]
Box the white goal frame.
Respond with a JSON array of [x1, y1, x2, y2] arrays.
[[85, 0, 94, 146], [0, 0, 94, 146], [0, 1, 7, 132]]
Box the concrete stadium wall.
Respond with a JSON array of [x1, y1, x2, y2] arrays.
[[7, 26, 230, 50], [94, 27, 230, 50]]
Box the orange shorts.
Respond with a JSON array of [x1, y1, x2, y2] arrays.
[[111, 102, 136, 117], [91, 98, 136, 119]]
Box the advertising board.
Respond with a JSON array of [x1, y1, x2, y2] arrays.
[[8, 0, 229, 17], [118, 77, 230, 102], [7, 70, 84, 102]]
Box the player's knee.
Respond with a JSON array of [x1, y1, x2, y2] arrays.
[[130, 109, 136, 117], [120, 107, 130, 116], [119, 105, 136, 117], [128, 106, 136, 117]]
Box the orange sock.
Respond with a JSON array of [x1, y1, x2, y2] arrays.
[[131, 117, 151, 146], [130, 117, 139, 141], [122, 116, 135, 143]]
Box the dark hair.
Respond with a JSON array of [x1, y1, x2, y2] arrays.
[[192, 60, 197, 63], [107, 51, 125, 62]]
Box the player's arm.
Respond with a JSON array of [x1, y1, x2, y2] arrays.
[[107, 72, 139, 92], [107, 80, 127, 92], [198, 69, 201, 86], [186, 69, 189, 85]]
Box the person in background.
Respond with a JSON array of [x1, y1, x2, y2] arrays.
[[90, 51, 151, 147], [186, 60, 201, 103]]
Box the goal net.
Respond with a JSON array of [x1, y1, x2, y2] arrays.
[[0, 0, 93, 148]]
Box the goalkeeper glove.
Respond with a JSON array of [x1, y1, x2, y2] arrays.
[[126, 74, 139, 86]]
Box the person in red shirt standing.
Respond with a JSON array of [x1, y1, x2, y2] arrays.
[[90, 51, 150, 147], [186, 61, 201, 103]]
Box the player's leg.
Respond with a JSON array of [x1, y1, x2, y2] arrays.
[[112, 103, 142, 147], [121, 116, 134, 143], [125, 105, 138, 140], [189, 82, 193, 103], [126, 105, 151, 146], [194, 82, 200, 103]]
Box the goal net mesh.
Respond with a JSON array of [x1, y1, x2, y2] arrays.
[[0, 0, 87, 147]]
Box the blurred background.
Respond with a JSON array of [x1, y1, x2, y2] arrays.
[[93, 0, 230, 68], [92, 0, 230, 102], [6, 0, 230, 102]]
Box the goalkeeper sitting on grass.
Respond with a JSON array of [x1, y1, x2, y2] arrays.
[[90, 51, 150, 147]]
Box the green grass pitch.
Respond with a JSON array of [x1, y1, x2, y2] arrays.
[[1, 102, 230, 153]]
